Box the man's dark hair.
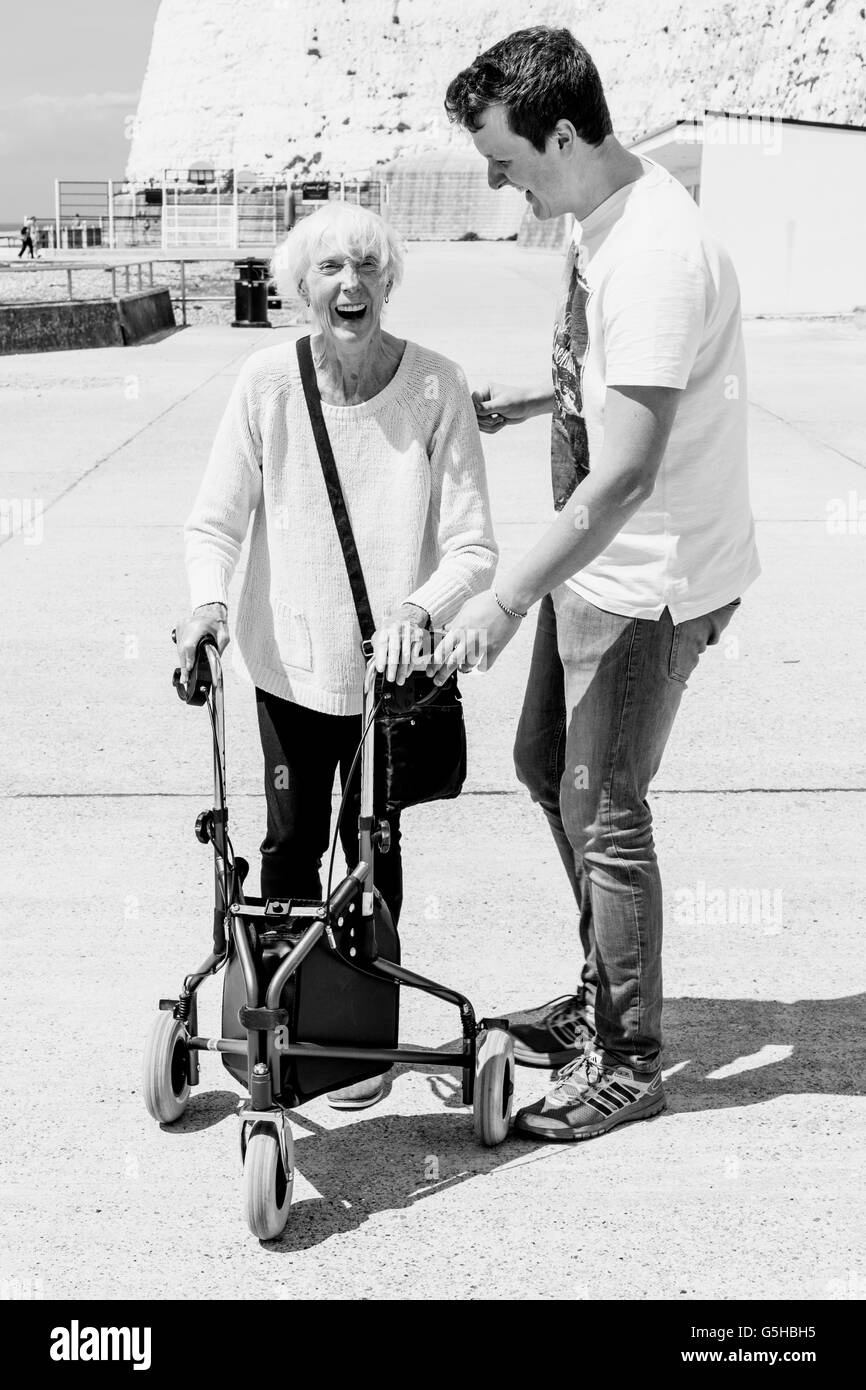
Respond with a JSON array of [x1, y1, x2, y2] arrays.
[[444, 26, 613, 152]]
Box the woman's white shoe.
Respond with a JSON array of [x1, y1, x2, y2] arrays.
[[326, 1076, 386, 1110]]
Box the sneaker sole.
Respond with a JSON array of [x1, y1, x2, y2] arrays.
[[516, 1095, 666, 1142]]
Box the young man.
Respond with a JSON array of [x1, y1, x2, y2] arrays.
[[432, 27, 760, 1141]]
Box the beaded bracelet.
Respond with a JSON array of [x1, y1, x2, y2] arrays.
[[493, 589, 527, 620]]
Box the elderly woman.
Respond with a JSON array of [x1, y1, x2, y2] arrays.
[[177, 202, 497, 1099]]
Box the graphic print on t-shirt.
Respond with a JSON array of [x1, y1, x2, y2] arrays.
[[550, 240, 590, 510], [552, 241, 589, 418]]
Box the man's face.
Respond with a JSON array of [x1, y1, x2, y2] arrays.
[[470, 104, 567, 220]]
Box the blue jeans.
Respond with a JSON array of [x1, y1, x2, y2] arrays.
[[513, 586, 740, 1072]]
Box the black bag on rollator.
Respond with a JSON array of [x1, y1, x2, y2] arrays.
[[220, 885, 401, 1105]]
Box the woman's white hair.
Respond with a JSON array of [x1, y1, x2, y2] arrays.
[[271, 201, 405, 300]]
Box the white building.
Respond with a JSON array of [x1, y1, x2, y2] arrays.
[[631, 111, 866, 315]]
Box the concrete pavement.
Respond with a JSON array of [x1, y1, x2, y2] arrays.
[[1, 244, 864, 1300]]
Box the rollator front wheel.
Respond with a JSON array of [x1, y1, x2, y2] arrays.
[[242, 1122, 294, 1240], [143, 1012, 191, 1123], [473, 1028, 514, 1147]]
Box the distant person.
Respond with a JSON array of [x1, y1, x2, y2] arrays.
[[432, 26, 760, 1142], [17, 217, 35, 259], [177, 200, 497, 1110]]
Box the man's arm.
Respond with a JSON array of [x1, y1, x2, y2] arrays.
[[428, 382, 682, 678], [472, 380, 555, 434], [498, 382, 680, 612]]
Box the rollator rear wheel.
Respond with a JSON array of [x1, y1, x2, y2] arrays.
[[242, 1122, 294, 1240], [473, 1028, 514, 1146], [143, 1012, 190, 1123]]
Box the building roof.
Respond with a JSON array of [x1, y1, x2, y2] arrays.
[[632, 109, 866, 146]]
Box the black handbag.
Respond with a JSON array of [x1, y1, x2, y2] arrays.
[[296, 335, 467, 816]]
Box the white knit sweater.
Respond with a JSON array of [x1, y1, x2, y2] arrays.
[[184, 338, 498, 716]]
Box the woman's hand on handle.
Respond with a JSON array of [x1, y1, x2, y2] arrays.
[[176, 603, 230, 684], [372, 602, 430, 686]]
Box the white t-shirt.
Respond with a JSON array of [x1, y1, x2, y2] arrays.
[[559, 158, 760, 622]]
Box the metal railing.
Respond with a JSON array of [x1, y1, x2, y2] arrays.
[[3, 259, 158, 301], [163, 260, 248, 327], [107, 261, 157, 296], [2, 257, 284, 327]]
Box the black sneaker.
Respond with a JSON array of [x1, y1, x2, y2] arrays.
[[515, 1052, 666, 1141], [502, 993, 593, 1068]]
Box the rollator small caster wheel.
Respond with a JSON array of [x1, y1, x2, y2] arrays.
[[242, 1122, 294, 1240], [143, 1013, 190, 1123], [473, 1028, 515, 1147]]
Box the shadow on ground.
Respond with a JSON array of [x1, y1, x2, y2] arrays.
[[662, 993, 866, 1110], [263, 1111, 529, 1252], [159, 1090, 240, 1134], [161, 993, 864, 1250]]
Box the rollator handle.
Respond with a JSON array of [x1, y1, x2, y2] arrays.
[[172, 633, 218, 706]]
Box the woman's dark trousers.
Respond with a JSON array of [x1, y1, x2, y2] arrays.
[[256, 689, 403, 924]]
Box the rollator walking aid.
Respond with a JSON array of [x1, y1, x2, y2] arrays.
[[143, 635, 515, 1239]]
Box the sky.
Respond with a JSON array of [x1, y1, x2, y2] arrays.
[[0, 0, 161, 223]]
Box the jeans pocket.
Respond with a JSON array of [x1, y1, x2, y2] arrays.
[[669, 599, 741, 685], [668, 624, 693, 685]]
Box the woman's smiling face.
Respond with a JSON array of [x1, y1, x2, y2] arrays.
[[303, 237, 391, 346]]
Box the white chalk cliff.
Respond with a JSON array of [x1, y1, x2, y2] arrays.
[[127, 0, 865, 179]]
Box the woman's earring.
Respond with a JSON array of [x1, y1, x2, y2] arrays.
[[385, 285, 391, 304]]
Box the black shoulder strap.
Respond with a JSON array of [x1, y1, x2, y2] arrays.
[[296, 335, 376, 643]]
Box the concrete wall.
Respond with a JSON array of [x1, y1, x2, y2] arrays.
[[0, 289, 176, 356], [700, 116, 866, 315], [117, 288, 176, 343], [518, 210, 573, 251], [386, 170, 524, 240]]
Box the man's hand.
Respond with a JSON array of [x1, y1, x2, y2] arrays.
[[471, 380, 554, 434], [372, 602, 430, 685], [175, 603, 230, 684], [426, 590, 522, 683]]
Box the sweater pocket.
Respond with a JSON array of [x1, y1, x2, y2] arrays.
[[273, 599, 313, 673]]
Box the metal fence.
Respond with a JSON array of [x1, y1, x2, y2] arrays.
[[49, 173, 385, 252], [3, 258, 285, 328]]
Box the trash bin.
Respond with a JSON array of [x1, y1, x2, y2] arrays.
[[232, 258, 272, 328]]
